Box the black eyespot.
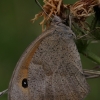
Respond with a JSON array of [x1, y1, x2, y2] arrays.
[[22, 78, 28, 88]]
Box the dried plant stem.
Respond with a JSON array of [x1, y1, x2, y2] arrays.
[[84, 69, 100, 79], [0, 89, 8, 97]]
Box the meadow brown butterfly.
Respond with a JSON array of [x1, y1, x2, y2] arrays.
[[7, 15, 89, 100]]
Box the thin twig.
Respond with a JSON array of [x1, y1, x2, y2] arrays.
[[0, 89, 8, 97], [83, 69, 100, 79]]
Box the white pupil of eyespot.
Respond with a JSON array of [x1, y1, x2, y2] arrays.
[[24, 82, 26, 84]]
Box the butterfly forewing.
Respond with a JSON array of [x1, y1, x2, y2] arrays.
[[8, 16, 89, 100], [28, 21, 89, 100]]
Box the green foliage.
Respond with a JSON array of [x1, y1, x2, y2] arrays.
[[72, 8, 100, 65]]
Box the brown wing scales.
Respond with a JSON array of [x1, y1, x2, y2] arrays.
[[28, 26, 89, 100]]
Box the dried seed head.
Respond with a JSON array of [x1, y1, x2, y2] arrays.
[[96, 0, 100, 4], [69, 0, 99, 26], [32, 0, 100, 31], [31, 0, 68, 31]]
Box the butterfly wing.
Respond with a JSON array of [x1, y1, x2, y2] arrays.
[[28, 24, 89, 100], [8, 19, 89, 100], [8, 25, 55, 100]]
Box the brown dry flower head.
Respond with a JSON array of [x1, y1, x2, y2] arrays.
[[32, 0, 100, 31], [31, 0, 68, 31], [69, 0, 99, 25]]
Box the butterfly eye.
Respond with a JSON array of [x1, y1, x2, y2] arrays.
[[22, 78, 28, 88]]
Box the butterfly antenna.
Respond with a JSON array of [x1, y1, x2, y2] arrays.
[[67, 8, 72, 28], [35, 0, 52, 20], [69, 14, 72, 28]]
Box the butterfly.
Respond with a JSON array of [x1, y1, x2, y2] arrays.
[[8, 15, 89, 100]]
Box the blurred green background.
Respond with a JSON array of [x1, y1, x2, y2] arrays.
[[0, 0, 100, 100]]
